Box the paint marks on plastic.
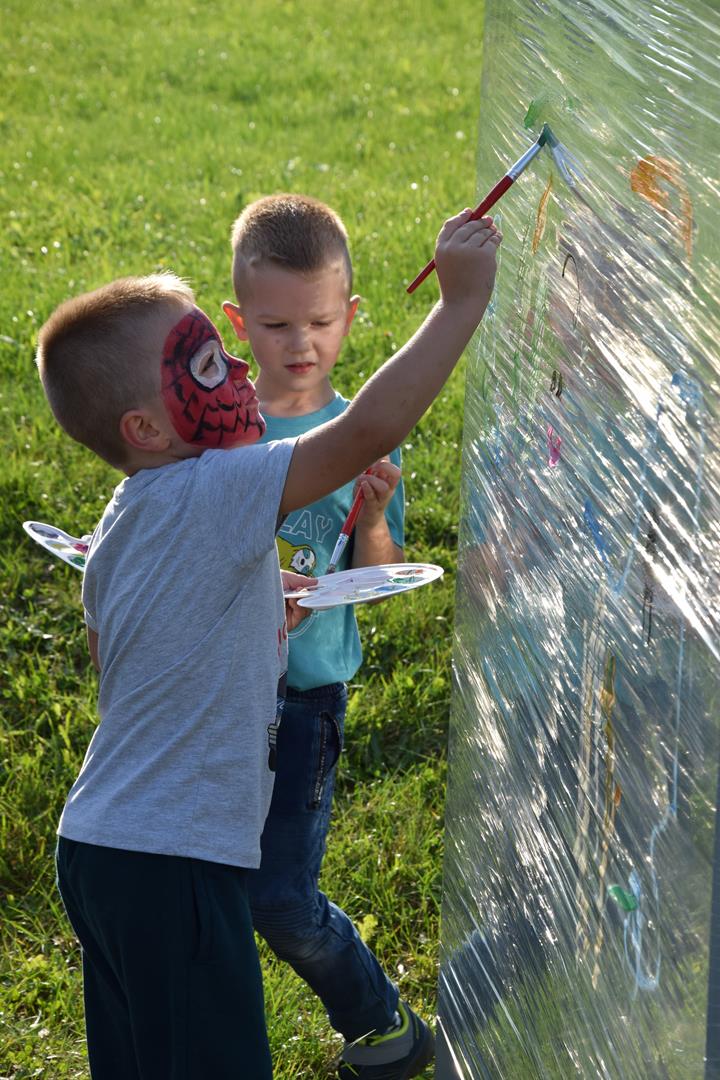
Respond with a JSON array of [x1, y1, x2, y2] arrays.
[[630, 156, 693, 259]]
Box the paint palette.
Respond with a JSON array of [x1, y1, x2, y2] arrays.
[[23, 521, 91, 571], [22, 523, 444, 611], [286, 563, 444, 609]]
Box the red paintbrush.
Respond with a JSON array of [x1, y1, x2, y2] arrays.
[[326, 471, 372, 574], [406, 124, 578, 293]]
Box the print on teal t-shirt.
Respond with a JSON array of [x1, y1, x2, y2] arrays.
[[260, 393, 404, 691]]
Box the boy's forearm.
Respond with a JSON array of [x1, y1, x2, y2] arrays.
[[341, 296, 487, 463], [282, 295, 489, 514], [352, 518, 403, 569]]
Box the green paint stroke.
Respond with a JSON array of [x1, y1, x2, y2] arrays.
[[524, 92, 577, 130], [608, 884, 638, 912], [524, 94, 551, 129]]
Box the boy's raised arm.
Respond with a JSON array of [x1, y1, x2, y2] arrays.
[[280, 210, 501, 516]]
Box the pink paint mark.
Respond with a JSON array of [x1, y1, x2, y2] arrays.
[[547, 425, 562, 467]]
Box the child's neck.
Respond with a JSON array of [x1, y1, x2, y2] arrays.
[[256, 374, 335, 419]]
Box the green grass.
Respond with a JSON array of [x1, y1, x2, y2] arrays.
[[0, 0, 485, 1074]]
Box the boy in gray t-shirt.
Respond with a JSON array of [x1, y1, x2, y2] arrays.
[[36, 208, 500, 1080]]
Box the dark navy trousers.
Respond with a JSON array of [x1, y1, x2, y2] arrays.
[[56, 837, 272, 1080]]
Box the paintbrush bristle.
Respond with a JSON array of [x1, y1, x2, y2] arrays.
[[551, 140, 584, 188], [539, 123, 558, 148], [539, 123, 583, 188]]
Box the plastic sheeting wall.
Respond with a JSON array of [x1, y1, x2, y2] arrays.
[[437, 1, 720, 1076]]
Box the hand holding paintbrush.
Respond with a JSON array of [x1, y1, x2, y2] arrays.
[[407, 123, 582, 293], [326, 461, 402, 573]]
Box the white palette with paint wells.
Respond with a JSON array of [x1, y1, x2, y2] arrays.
[[23, 521, 91, 570], [285, 563, 444, 609], [23, 522, 445, 610]]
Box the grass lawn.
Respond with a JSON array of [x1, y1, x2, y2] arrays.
[[1, 0, 485, 1074]]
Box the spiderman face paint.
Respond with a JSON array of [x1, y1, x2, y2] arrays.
[[160, 308, 265, 448]]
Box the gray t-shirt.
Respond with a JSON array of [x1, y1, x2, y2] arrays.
[[58, 438, 297, 868]]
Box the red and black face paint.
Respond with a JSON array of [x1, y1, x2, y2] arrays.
[[160, 308, 265, 447]]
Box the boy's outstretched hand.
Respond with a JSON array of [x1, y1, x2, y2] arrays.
[[434, 210, 502, 317]]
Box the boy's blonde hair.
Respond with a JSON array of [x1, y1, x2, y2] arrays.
[[231, 194, 352, 301], [36, 273, 194, 468]]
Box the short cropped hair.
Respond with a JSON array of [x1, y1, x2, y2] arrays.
[[36, 273, 194, 468], [231, 194, 352, 301]]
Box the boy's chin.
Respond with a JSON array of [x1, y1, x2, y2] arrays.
[[248, 410, 266, 442], [227, 412, 266, 448], [178, 410, 266, 452]]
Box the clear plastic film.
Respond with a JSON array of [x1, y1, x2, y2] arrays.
[[437, 1, 720, 1076]]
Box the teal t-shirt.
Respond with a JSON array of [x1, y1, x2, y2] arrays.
[[260, 392, 404, 690]]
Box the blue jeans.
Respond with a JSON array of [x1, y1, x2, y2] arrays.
[[248, 683, 399, 1042]]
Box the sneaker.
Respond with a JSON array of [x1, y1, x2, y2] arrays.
[[337, 1000, 435, 1079]]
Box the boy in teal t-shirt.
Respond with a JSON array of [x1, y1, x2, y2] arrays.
[[258, 392, 403, 688], [223, 195, 426, 1079]]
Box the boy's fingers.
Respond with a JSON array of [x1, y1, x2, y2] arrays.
[[454, 217, 497, 242], [364, 470, 392, 488], [466, 226, 502, 247], [437, 207, 474, 243], [438, 214, 497, 251], [366, 462, 399, 484], [282, 570, 317, 589], [361, 476, 389, 500], [456, 214, 495, 233]]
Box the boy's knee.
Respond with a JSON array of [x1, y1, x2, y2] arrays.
[[252, 901, 328, 962], [252, 895, 367, 973]]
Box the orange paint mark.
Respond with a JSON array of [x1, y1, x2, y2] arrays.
[[629, 156, 693, 259], [532, 174, 554, 254]]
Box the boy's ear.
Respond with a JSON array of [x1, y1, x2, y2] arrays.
[[222, 301, 249, 341], [344, 295, 361, 336], [119, 408, 171, 454]]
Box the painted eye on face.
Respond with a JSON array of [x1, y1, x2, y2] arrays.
[[161, 307, 265, 448], [189, 343, 228, 389]]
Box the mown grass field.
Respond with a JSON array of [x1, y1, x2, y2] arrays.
[[1, 1, 485, 1074]]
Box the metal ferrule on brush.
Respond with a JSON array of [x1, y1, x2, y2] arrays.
[[508, 137, 544, 180]]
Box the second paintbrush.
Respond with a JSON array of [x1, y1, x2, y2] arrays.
[[326, 471, 372, 574]]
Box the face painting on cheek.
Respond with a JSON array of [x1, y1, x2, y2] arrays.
[[160, 308, 266, 448]]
